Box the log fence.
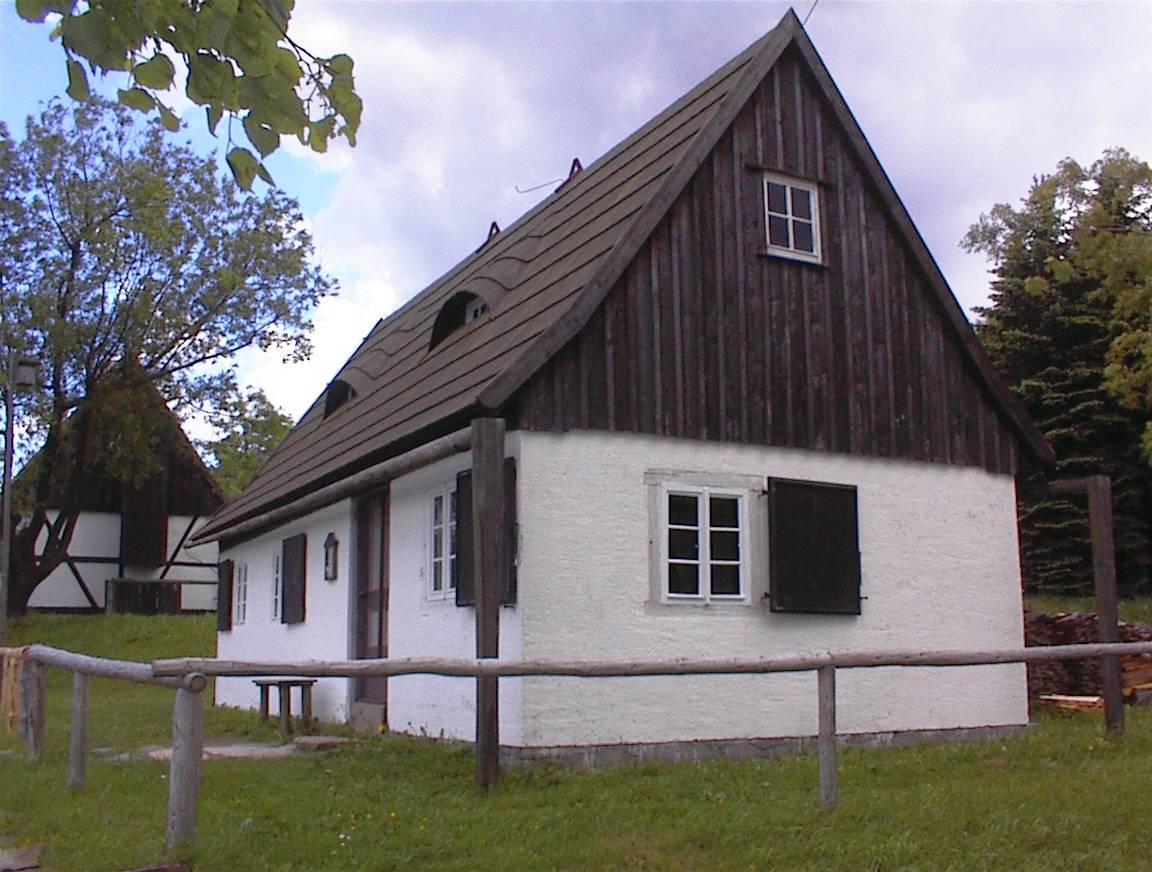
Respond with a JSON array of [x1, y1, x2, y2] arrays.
[[6, 639, 1152, 858]]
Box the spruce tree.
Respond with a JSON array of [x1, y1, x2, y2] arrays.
[[965, 150, 1152, 596]]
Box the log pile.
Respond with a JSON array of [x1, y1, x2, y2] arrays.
[[1025, 609, 1152, 701]]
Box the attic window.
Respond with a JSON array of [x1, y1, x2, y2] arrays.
[[323, 379, 356, 418], [466, 299, 487, 323], [430, 292, 487, 349], [763, 173, 822, 263]]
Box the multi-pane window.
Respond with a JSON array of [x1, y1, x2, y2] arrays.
[[764, 174, 821, 262], [234, 562, 248, 625], [465, 299, 488, 323], [271, 552, 281, 621], [429, 489, 459, 598], [665, 487, 745, 601]]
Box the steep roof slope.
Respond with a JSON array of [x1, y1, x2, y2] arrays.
[[198, 23, 776, 541], [198, 10, 1050, 543]]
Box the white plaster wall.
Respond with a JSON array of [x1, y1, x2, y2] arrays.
[[170, 518, 220, 611], [515, 430, 1028, 748], [386, 441, 523, 745], [28, 513, 219, 610], [215, 501, 354, 722], [28, 512, 120, 609], [118, 516, 220, 610]]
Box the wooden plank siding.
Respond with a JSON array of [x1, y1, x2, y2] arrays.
[[511, 49, 1018, 476]]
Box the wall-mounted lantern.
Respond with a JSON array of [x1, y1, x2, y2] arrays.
[[324, 532, 339, 582]]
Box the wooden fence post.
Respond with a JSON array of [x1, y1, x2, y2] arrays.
[[1086, 475, 1124, 734], [817, 665, 837, 809], [166, 681, 205, 857], [1049, 475, 1124, 734], [67, 671, 89, 789], [20, 659, 45, 760], [472, 418, 505, 787]]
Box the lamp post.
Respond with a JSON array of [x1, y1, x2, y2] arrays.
[[0, 353, 39, 645]]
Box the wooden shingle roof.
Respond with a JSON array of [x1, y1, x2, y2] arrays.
[[196, 11, 1049, 544]]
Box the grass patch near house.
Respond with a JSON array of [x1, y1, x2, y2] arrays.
[[0, 613, 283, 753], [3, 614, 1152, 870], [1026, 595, 1152, 627]]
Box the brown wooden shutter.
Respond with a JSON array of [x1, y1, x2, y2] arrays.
[[501, 457, 518, 605], [281, 533, 307, 624], [454, 470, 475, 607], [456, 461, 517, 607], [767, 478, 861, 615], [216, 559, 234, 631]]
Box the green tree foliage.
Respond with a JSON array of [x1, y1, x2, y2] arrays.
[[202, 387, 293, 498], [965, 149, 1152, 596], [15, 0, 362, 189], [0, 98, 334, 612]]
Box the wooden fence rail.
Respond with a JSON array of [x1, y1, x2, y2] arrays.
[[10, 639, 1152, 857], [151, 640, 1152, 678]]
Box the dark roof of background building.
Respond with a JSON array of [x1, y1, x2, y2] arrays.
[[15, 378, 223, 519]]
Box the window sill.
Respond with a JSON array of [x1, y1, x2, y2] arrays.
[[757, 250, 830, 269], [644, 598, 754, 617]]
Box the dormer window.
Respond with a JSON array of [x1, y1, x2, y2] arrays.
[[430, 292, 487, 349], [763, 173, 821, 263], [465, 299, 487, 324], [323, 379, 356, 418]]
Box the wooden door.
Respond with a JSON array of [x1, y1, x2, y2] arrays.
[[354, 487, 389, 705]]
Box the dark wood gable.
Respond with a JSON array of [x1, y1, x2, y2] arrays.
[[510, 45, 1021, 476]]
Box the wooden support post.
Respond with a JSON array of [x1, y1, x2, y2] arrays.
[[20, 659, 45, 760], [67, 671, 89, 790], [472, 418, 505, 787], [1086, 475, 1124, 734], [817, 665, 838, 809], [166, 684, 205, 857], [279, 683, 292, 736], [301, 683, 313, 733]]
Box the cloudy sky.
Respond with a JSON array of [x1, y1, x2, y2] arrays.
[[2, 1, 1150, 424]]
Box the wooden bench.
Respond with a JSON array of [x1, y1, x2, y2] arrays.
[[254, 679, 317, 736]]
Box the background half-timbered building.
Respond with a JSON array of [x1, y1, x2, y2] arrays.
[[26, 383, 223, 613], [196, 11, 1052, 760]]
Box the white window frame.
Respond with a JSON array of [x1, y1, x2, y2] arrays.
[[234, 561, 248, 626], [660, 482, 748, 604], [428, 486, 459, 600], [763, 172, 822, 264], [271, 552, 281, 621], [465, 298, 488, 324], [645, 471, 765, 610]]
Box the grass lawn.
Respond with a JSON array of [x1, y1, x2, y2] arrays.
[[3, 613, 1152, 870]]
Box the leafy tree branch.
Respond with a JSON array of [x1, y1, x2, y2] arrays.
[[15, 0, 362, 189], [0, 97, 334, 612]]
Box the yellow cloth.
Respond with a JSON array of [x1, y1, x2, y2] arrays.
[[0, 647, 26, 733]]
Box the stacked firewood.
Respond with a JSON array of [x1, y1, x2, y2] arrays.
[[1024, 609, 1152, 703]]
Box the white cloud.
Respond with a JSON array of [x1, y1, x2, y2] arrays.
[[237, 285, 392, 422]]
